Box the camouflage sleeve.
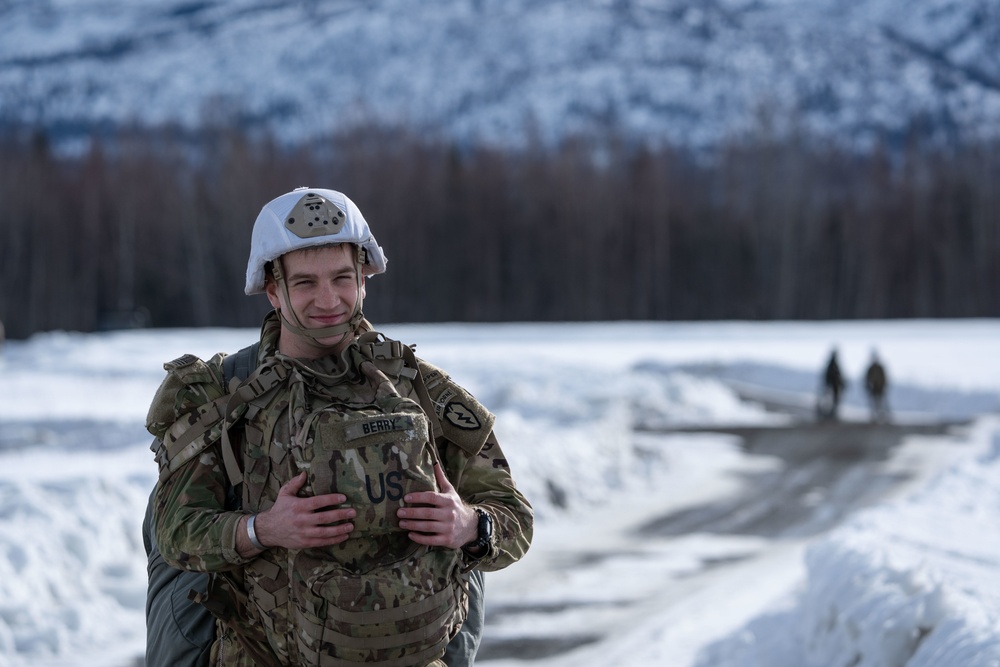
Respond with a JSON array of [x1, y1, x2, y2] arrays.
[[446, 431, 534, 572], [147, 353, 251, 573], [153, 440, 250, 572], [418, 360, 534, 572]]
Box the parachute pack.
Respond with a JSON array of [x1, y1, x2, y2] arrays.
[[144, 335, 487, 666]]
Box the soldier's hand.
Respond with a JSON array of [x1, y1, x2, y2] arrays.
[[253, 472, 356, 550], [397, 464, 478, 549]]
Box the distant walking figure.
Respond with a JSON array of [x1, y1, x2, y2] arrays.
[[864, 350, 889, 423], [818, 348, 846, 420]]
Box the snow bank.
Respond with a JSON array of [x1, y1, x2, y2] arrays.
[[0, 446, 154, 666], [798, 417, 1000, 666]]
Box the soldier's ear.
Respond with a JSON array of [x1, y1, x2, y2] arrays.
[[265, 275, 281, 309]]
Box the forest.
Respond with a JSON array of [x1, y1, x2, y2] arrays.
[[1, 122, 998, 340]]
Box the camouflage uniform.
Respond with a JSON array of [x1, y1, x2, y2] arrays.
[[148, 313, 533, 666]]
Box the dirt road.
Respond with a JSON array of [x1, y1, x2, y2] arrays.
[[477, 417, 967, 662], [637, 420, 961, 540]]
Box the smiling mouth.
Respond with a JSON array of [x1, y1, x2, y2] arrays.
[[311, 314, 345, 325]]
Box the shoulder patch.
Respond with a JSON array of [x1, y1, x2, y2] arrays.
[[415, 356, 495, 454], [439, 390, 482, 431], [164, 354, 199, 371]]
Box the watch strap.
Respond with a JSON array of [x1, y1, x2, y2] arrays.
[[462, 507, 493, 554]]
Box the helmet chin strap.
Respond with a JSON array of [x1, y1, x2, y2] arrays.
[[271, 249, 366, 347]]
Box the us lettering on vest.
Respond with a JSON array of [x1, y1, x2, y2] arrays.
[[292, 407, 436, 539], [365, 469, 404, 503]]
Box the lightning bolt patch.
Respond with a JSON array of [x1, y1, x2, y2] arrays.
[[444, 402, 481, 430]]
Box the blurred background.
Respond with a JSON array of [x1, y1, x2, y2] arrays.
[[1, 0, 999, 339]]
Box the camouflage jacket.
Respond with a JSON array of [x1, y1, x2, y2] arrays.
[[147, 314, 533, 578]]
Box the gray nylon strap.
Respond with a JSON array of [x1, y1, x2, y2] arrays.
[[223, 342, 261, 391]]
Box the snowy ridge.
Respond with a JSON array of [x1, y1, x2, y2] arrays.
[[1, 0, 999, 149]]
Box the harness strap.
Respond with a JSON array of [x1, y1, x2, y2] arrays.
[[401, 343, 443, 440], [220, 362, 289, 487]]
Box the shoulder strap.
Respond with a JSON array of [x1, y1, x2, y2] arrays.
[[223, 341, 261, 389], [400, 344, 444, 440]]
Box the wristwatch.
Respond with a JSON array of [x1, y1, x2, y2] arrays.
[[462, 507, 493, 555]]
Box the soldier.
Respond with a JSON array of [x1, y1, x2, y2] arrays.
[[864, 349, 889, 423], [818, 348, 847, 420], [145, 187, 533, 666]]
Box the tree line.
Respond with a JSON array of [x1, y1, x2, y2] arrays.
[[1, 123, 998, 340]]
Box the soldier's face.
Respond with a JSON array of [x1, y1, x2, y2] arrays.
[[266, 243, 365, 357]]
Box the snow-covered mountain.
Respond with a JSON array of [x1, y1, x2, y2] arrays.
[[2, 0, 999, 150]]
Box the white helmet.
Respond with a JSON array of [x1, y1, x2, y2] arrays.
[[245, 187, 387, 295]]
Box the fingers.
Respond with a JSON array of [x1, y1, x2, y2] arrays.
[[398, 465, 464, 544], [266, 468, 468, 550], [312, 506, 355, 526], [433, 463, 454, 492], [397, 512, 467, 549], [278, 471, 307, 497], [397, 505, 440, 521], [299, 493, 349, 512], [295, 520, 355, 548], [260, 473, 355, 549], [397, 493, 476, 549], [259, 503, 355, 550], [396, 503, 446, 533], [277, 473, 348, 508], [279, 496, 354, 531], [402, 490, 444, 507], [403, 464, 451, 506]]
